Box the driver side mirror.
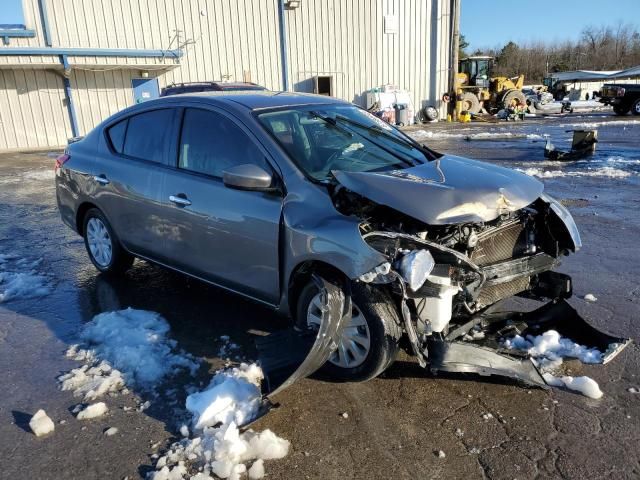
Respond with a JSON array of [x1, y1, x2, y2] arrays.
[[222, 163, 276, 192]]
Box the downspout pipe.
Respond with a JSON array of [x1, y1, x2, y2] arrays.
[[60, 55, 79, 138], [277, 0, 290, 91], [37, 0, 52, 46], [449, 0, 461, 120]]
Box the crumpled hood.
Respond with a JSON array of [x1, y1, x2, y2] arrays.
[[333, 155, 544, 225]]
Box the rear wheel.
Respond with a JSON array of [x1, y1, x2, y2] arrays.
[[613, 104, 630, 116], [83, 208, 134, 274], [295, 280, 402, 382], [631, 98, 640, 116]]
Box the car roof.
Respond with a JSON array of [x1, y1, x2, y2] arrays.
[[160, 90, 349, 110]]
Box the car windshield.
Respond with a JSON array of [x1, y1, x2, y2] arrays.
[[258, 105, 427, 182]]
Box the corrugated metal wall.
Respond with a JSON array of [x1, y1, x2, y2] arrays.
[[0, 0, 452, 151], [0, 69, 71, 149], [285, 0, 451, 112]]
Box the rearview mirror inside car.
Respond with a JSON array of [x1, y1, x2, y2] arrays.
[[222, 163, 274, 191]]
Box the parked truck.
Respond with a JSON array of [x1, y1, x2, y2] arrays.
[[598, 84, 640, 115]]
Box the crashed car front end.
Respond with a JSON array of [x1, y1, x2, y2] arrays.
[[348, 185, 627, 385]]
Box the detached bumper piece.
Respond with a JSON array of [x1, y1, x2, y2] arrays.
[[428, 299, 631, 387], [251, 275, 350, 421]]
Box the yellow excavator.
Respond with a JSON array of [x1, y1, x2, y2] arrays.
[[454, 56, 526, 115]]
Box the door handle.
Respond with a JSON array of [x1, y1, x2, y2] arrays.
[[94, 175, 110, 185], [169, 194, 192, 206]]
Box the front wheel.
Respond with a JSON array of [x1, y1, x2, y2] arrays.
[[631, 98, 640, 116], [83, 208, 134, 274], [296, 280, 402, 382]]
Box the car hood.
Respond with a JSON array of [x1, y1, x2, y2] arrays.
[[333, 155, 544, 225]]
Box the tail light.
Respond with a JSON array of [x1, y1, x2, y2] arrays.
[[54, 153, 70, 172]]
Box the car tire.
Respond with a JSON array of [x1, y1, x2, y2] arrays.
[[613, 104, 630, 116], [295, 280, 402, 382], [631, 98, 640, 116], [82, 208, 134, 274]]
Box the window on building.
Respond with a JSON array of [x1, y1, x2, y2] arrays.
[[178, 108, 266, 178], [122, 109, 174, 163], [107, 119, 128, 153], [0, 0, 26, 28]]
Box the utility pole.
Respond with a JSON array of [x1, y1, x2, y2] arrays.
[[449, 0, 461, 120]]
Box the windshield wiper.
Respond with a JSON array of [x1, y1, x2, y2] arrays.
[[309, 111, 416, 167]]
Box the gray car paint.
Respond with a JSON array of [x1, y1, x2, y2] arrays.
[[333, 155, 545, 225]]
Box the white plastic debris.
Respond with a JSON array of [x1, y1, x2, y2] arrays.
[[627, 387, 639, 394], [77, 402, 108, 420], [104, 427, 119, 436], [584, 293, 598, 302], [436, 450, 446, 458], [481, 413, 493, 421], [341, 412, 349, 419], [29, 409, 55, 437], [398, 250, 435, 291]]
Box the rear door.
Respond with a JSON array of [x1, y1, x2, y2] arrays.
[[94, 107, 178, 260], [160, 106, 283, 304]]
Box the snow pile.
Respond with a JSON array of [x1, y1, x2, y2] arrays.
[[29, 409, 55, 437], [60, 308, 200, 398], [584, 293, 598, 302], [0, 253, 51, 303], [151, 363, 290, 480], [186, 363, 263, 429], [503, 330, 605, 398], [542, 374, 603, 399], [77, 402, 108, 420]]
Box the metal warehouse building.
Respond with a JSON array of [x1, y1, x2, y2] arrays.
[[0, 0, 454, 151]]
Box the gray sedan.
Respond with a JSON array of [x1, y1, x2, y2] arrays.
[[55, 92, 627, 392]]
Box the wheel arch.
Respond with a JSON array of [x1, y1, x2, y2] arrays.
[[75, 201, 100, 235], [286, 260, 350, 319]]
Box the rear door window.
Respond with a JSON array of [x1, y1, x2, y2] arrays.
[[122, 109, 175, 163], [178, 108, 268, 178]]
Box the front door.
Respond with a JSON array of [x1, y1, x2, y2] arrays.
[[160, 107, 282, 304], [132, 78, 159, 104]]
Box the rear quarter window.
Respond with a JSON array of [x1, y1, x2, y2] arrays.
[[122, 109, 175, 163], [106, 119, 127, 153]]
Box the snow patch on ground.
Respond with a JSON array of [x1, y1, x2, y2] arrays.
[[559, 119, 640, 129], [517, 166, 633, 179], [60, 309, 200, 399], [408, 129, 542, 141], [59, 308, 289, 479], [503, 330, 605, 398], [29, 409, 55, 437], [0, 252, 51, 303], [152, 363, 290, 480]]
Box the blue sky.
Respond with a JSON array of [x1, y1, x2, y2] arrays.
[[0, 0, 25, 25], [462, 0, 640, 50]]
